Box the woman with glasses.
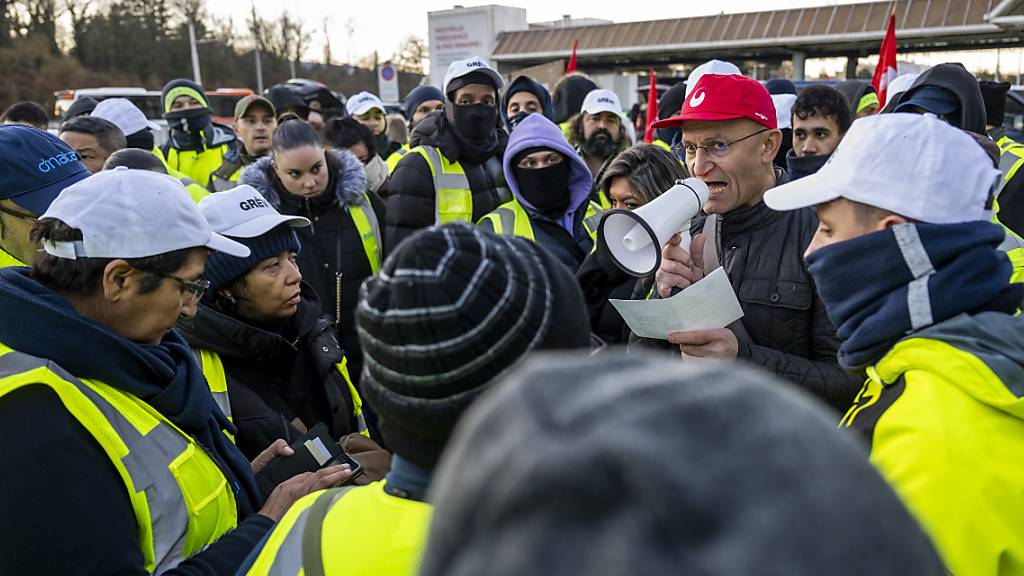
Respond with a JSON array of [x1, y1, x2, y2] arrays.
[[178, 186, 388, 479], [0, 169, 350, 575]]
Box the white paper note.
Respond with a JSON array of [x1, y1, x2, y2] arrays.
[[610, 267, 744, 340]]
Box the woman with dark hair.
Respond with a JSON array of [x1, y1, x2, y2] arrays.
[[178, 186, 389, 479], [577, 144, 686, 345], [239, 117, 384, 387]]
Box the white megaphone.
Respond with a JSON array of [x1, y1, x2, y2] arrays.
[[598, 178, 710, 277]]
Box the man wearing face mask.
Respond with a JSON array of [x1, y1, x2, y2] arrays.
[[160, 78, 239, 189], [385, 57, 510, 253], [501, 75, 554, 132], [478, 114, 603, 271]]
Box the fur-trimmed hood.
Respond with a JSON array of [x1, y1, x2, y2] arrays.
[[239, 149, 368, 209]]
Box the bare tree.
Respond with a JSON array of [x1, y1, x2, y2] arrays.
[[19, 0, 60, 52], [64, 0, 92, 55], [393, 35, 426, 74]]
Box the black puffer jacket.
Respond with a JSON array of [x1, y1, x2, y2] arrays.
[[240, 150, 384, 385], [178, 290, 363, 460], [634, 170, 862, 412], [577, 239, 642, 345], [385, 111, 510, 253]]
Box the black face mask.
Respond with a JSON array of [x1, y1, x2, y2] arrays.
[[507, 111, 530, 131], [514, 160, 572, 215], [452, 103, 498, 145], [164, 107, 212, 135], [582, 128, 617, 159]]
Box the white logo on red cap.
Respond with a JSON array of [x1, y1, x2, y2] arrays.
[[754, 112, 768, 121], [690, 89, 706, 108]]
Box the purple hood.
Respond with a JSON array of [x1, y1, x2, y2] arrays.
[[503, 113, 593, 233]]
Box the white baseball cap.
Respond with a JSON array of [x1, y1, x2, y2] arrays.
[[772, 93, 798, 129], [442, 56, 504, 96], [91, 98, 160, 136], [685, 60, 742, 98], [199, 185, 309, 238], [346, 91, 386, 117], [765, 113, 1001, 224], [581, 89, 622, 116], [40, 167, 249, 260], [886, 73, 921, 102]]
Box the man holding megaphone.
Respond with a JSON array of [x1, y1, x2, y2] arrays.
[[643, 73, 861, 412]]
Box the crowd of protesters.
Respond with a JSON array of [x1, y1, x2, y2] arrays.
[[0, 50, 1022, 576]]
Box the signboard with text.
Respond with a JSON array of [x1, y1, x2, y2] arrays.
[[428, 12, 490, 88]]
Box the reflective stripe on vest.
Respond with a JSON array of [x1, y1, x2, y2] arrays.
[[0, 343, 237, 574], [336, 356, 369, 437], [244, 482, 431, 576], [412, 145, 474, 224], [997, 136, 1024, 196], [164, 144, 230, 190], [652, 139, 671, 152], [386, 145, 409, 173], [479, 199, 604, 246], [348, 201, 383, 275], [190, 348, 233, 441]]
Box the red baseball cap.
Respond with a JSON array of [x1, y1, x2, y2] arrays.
[[651, 74, 777, 130]]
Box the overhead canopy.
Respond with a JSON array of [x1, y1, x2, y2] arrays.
[[493, 0, 1024, 68]]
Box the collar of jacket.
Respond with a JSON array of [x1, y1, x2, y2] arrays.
[[719, 167, 790, 235], [785, 149, 831, 181], [384, 455, 432, 502], [241, 150, 367, 210], [177, 284, 323, 366]]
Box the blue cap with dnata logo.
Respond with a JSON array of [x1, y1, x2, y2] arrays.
[[0, 125, 89, 215]]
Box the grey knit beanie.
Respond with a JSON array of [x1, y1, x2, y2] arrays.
[[356, 222, 591, 470]]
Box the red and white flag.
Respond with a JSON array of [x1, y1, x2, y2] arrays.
[[871, 12, 898, 107]]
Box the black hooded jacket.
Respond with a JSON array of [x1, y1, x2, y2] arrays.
[[552, 73, 598, 125], [892, 63, 987, 135], [501, 75, 554, 126], [385, 110, 510, 253], [178, 290, 363, 461], [835, 80, 875, 115], [239, 150, 385, 386]]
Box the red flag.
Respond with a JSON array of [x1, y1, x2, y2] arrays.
[[871, 12, 898, 107], [566, 39, 578, 73], [644, 70, 658, 143]]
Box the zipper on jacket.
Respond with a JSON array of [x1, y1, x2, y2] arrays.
[[280, 413, 293, 445]]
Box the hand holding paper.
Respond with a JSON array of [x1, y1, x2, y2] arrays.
[[610, 267, 744, 340]]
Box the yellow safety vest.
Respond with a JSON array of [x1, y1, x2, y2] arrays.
[[386, 144, 410, 174], [192, 348, 369, 439], [243, 481, 431, 576], [994, 135, 1024, 283], [164, 143, 232, 192], [411, 145, 474, 224], [0, 247, 25, 268], [478, 198, 604, 246], [839, 336, 1024, 575], [652, 138, 671, 152], [0, 342, 238, 574], [349, 200, 383, 275], [151, 146, 209, 203]]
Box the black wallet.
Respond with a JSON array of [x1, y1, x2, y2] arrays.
[[254, 423, 363, 499]]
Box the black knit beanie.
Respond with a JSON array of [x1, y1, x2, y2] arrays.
[[356, 222, 591, 470], [203, 224, 301, 293], [979, 80, 1010, 128]]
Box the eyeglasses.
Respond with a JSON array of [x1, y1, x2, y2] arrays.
[[155, 272, 210, 302], [674, 128, 771, 161]]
